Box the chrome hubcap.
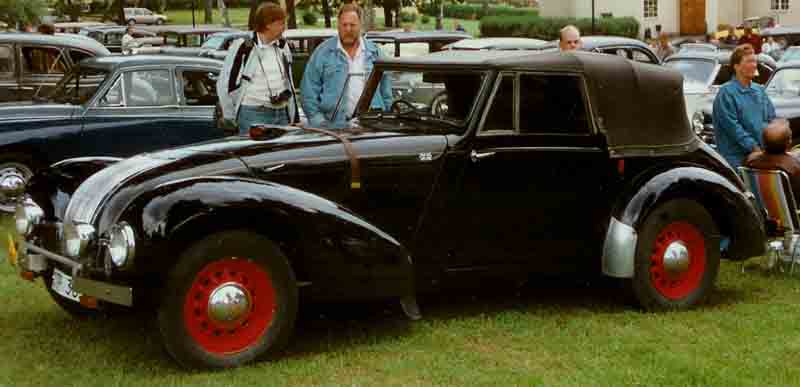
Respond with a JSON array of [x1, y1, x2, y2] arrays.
[[207, 282, 252, 326], [663, 241, 690, 274]]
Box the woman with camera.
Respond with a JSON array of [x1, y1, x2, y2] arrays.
[[219, 3, 299, 135]]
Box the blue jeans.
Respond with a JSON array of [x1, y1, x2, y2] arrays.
[[238, 105, 289, 136]]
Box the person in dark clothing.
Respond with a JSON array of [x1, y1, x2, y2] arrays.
[[746, 118, 800, 200], [739, 26, 762, 54]]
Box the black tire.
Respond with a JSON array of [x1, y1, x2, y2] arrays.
[[158, 230, 298, 369], [631, 199, 720, 311], [155, 18, 164, 25]]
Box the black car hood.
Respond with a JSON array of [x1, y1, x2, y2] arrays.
[[0, 102, 80, 124], [70, 128, 449, 232]]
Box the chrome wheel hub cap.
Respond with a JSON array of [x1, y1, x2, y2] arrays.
[[207, 282, 252, 325], [663, 241, 690, 274]]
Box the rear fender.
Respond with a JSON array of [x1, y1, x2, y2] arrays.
[[603, 166, 765, 278], [122, 176, 414, 300]]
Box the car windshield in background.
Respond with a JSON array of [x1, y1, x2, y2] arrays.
[[665, 59, 717, 89], [376, 42, 432, 58], [360, 69, 486, 129], [766, 68, 800, 96], [779, 47, 800, 63], [48, 67, 109, 104], [201, 35, 225, 50]]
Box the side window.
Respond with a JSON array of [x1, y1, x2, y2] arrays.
[[124, 69, 175, 106], [755, 63, 773, 85], [99, 76, 123, 106], [181, 69, 219, 106], [714, 64, 733, 85], [632, 49, 657, 64], [480, 75, 514, 133], [68, 50, 92, 66], [0, 45, 14, 79], [518, 74, 590, 135], [20, 46, 67, 74]]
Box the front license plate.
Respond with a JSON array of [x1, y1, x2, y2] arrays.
[[51, 269, 81, 302]]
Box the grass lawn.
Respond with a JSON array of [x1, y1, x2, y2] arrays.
[[1, 213, 800, 386], [164, 8, 482, 36]]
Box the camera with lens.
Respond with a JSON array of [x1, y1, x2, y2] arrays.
[[270, 89, 292, 105]]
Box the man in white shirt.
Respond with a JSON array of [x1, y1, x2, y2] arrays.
[[219, 3, 298, 135], [121, 23, 136, 55]]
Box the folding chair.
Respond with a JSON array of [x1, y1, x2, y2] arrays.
[[739, 166, 800, 273]]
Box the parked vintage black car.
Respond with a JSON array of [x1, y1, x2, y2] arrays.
[[0, 33, 110, 102], [5, 51, 765, 369], [0, 55, 223, 211]]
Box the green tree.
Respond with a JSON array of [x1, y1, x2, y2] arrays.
[[0, 0, 47, 27]]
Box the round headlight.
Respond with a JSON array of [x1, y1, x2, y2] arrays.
[[0, 171, 26, 201], [692, 111, 705, 135], [108, 222, 135, 268], [62, 222, 95, 258], [14, 199, 43, 237]]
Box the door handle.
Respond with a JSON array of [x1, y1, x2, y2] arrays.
[[470, 150, 495, 163]]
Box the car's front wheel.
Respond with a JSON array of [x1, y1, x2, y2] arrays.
[[155, 18, 164, 25], [631, 199, 720, 311], [158, 230, 298, 369]]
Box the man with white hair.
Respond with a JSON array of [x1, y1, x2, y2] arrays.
[[559, 25, 581, 51]]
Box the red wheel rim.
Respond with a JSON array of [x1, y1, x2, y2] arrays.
[[184, 258, 276, 354], [649, 221, 706, 300]]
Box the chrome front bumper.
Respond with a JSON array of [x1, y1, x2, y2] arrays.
[[12, 239, 133, 307]]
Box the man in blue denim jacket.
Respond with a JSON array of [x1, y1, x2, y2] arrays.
[[300, 3, 392, 128], [713, 44, 777, 168]]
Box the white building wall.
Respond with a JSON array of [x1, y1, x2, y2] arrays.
[[571, 0, 679, 36], [744, 0, 800, 25], [539, 0, 575, 17]]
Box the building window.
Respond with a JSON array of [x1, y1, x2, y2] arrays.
[[772, 0, 790, 11], [644, 0, 658, 18]]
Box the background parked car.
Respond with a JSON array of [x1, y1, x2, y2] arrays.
[[0, 33, 110, 102], [696, 60, 795, 146], [79, 25, 159, 53], [0, 55, 224, 211], [124, 7, 168, 25], [664, 50, 776, 122]]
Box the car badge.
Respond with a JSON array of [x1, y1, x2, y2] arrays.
[[418, 152, 433, 162]]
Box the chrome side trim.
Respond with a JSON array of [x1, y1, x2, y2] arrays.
[[602, 217, 637, 278]]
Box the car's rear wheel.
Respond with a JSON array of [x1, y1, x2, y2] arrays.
[[155, 18, 164, 25], [158, 230, 298, 369], [127, 19, 136, 25], [631, 199, 720, 311], [0, 156, 35, 212]]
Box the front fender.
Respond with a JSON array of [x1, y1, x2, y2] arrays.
[[603, 166, 766, 278], [122, 176, 414, 300], [27, 157, 122, 220]]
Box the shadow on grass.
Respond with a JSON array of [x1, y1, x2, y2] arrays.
[[10, 271, 754, 372]]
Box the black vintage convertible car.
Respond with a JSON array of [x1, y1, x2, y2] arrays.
[[4, 50, 765, 369], [0, 55, 223, 211]]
